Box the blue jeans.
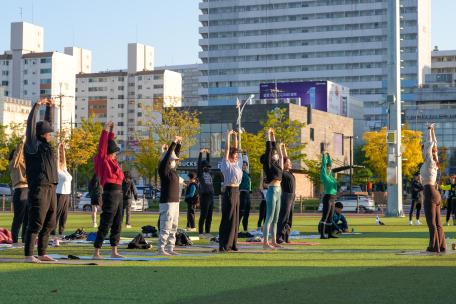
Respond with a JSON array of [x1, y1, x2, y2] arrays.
[[263, 186, 282, 243]]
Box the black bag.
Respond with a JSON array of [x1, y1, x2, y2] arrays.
[[127, 233, 151, 249], [238, 231, 254, 238], [63, 228, 87, 240], [141, 225, 158, 237], [175, 229, 192, 246]]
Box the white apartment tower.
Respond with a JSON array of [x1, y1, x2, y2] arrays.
[[0, 21, 92, 132], [198, 0, 431, 129], [75, 43, 182, 150]]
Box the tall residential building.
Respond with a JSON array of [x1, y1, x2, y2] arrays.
[[198, 0, 431, 129], [157, 64, 201, 107], [0, 21, 92, 131], [75, 43, 182, 149], [426, 49, 456, 85], [0, 86, 31, 135]]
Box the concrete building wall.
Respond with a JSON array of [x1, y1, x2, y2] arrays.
[[128, 43, 154, 74], [64, 47, 92, 74], [0, 87, 31, 135], [157, 64, 201, 107]]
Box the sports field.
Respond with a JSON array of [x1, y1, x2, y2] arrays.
[[0, 212, 455, 304]]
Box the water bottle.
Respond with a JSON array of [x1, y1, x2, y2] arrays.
[[376, 215, 380, 225]]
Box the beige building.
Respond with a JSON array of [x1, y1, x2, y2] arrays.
[[75, 43, 182, 150], [0, 86, 32, 135]]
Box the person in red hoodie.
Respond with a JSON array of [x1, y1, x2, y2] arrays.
[[93, 121, 125, 259]]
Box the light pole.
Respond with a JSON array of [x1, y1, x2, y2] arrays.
[[386, 0, 403, 217], [343, 135, 356, 194], [236, 94, 254, 150]]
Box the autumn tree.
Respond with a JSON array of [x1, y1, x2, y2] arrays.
[[363, 127, 423, 181], [58, 115, 103, 188], [133, 106, 200, 185]]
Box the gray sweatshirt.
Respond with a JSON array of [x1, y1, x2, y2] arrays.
[[420, 129, 438, 185]]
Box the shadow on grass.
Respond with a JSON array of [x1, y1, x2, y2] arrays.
[[2, 266, 456, 304]]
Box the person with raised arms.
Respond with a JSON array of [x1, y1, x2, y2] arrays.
[[92, 121, 125, 259], [218, 130, 243, 252]]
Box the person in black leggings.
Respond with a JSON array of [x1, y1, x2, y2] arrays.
[[409, 174, 424, 226], [445, 176, 456, 226], [257, 179, 268, 231]]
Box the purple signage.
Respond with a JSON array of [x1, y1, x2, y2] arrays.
[[259, 81, 328, 111]]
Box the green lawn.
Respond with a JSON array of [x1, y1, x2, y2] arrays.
[[0, 211, 455, 304]]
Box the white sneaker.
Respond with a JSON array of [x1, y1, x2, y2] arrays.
[[93, 223, 98, 228], [416, 220, 421, 225], [447, 222, 451, 226], [126, 225, 132, 229], [199, 234, 206, 239], [409, 221, 413, 226]]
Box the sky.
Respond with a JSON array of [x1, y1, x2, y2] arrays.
[[0, 0, 454, 71]]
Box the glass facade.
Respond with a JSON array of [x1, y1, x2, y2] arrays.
[[189, 122, 232, 158]]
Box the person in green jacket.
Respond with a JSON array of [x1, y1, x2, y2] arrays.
[[319, 152, 338, 239]]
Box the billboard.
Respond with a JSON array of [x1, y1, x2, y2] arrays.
[[259, 81, 349, 116]]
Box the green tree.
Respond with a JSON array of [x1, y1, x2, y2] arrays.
[[133, 106, 200, 185], [241, 108, 307, 189]]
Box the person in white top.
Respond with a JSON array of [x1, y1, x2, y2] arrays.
[[420, 123, 446, 253], [52, 143, 73, 240]]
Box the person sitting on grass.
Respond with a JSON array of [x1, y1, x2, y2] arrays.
[[332, 202, 349, 234]]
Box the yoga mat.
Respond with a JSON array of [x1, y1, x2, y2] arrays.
[[237, 241, 320, 246], [120, 251, 212, 257], [48, 254, 168, 262], [0, 258, 101, 265], [396, 250, 456, 256]]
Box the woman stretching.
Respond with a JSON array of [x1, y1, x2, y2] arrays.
[[421, 123, 446, 253], [319, 152, 338, 239], [262, 128, 284, 250], [218, 130, 243, 252], [52, 143, 72, 245], [93, 121, 125, 259], [277, 144, 296, 244]]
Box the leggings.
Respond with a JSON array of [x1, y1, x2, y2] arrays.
[[423, 185, 446, 252], [94, 185, 123, 248], [257, 199, 266, 228], [446, 196, 456, 222], [186, 202, 195, 229], [409, 198, 422, 221], [263, 186, 282, 244], [320, 194, 336, 227], [11, 187, 29, 243]]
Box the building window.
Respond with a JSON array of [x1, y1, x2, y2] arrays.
[[40, 79, 51, 84], [118, 95, 124, 99], [1, 81, 8, 86], [118, 86, 124, 90], [118, 104, 124, 109], [118, 77, 124, 81], [1, 71, 8, 76], [23, 80, 28, 85], [310, 128, 315, 141], [333, 133, 344, 156], [117, 122, 124, 126], [40, 68, 51, 74], [40, 58, 51, 64], [154, 84, 163, 89]]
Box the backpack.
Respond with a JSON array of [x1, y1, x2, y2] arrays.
[[127, 233, 152, 249], [0, 228, 13, 244], [185, 182, 199, 206], [64, 228, 87, 240], [175, 229, 192, 246], [141, 225, 158, 238]]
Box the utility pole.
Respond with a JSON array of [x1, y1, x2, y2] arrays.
[[52, 82, 74, 141], [344, 136, 354, 194], [386, 0, 404, 217]]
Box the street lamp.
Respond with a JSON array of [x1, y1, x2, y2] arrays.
[[236, 94, 255, 150], [343, 135, 358, 194]]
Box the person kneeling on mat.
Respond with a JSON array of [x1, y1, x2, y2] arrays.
[[158, 136, 182, 256], [332, 202, 348, 234], [93, 121, 125, 259]]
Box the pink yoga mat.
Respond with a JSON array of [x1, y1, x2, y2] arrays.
[[237, 241, 320, 246]]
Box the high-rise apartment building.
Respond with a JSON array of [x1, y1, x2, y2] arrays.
[[198, 0, 431, 129]]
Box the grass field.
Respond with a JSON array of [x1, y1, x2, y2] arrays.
[[0, 211, 455, 304]]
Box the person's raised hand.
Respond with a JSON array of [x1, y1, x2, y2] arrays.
[[175, 135, 183, 143], [162, 144, 168, 152], [47, 98, 55, 106], [37, 97, 47, 106]]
